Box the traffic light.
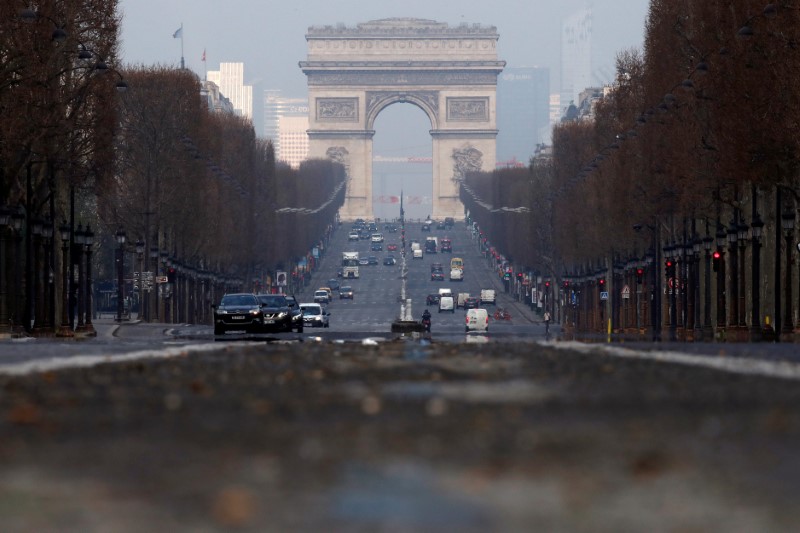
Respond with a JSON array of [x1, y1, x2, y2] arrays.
[[636, 268, 644, 284], [167, 267, 176, 284], [712, 250, 722, 272], [665, 259, 675, 277], [545, 280, 551, 289], [598, 278, 606, 292], [563, 280, 570, 289], [517, 272, 524, 281]]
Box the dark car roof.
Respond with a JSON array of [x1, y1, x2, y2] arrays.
[[257, 294, 289, 307], [220, 293, 258, 306]]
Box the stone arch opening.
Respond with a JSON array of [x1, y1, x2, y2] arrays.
[[300, 18, 505, 220], [372, 102, 433, 220]]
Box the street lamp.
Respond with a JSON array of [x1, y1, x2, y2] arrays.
[[715, 223, 727, 334], [41, 218, 54, 332], [0, 207, 9, 335], [737, 223, 749, 330], [751, 213, 764, 341], [56, 220, 73, 337], [74, 225, 86, 331], [83, 225, 96, 335], [781, 207, 795, 334], [115, 228, 126, 322], [703, 234, 714, 337], [135, 239, 144, 320], [727, 221, 739, 330]]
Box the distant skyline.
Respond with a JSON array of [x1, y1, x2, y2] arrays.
[[118, 0, 650, 96]]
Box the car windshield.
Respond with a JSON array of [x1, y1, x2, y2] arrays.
[[315, 291, 327, 296], [301, 306, 322, 316], [221, 294, 257, 306], [258, 296, 286, 307], [341, 287, 352, 292]]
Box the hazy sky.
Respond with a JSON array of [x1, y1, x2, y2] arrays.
[[118, 0, 650, 96]]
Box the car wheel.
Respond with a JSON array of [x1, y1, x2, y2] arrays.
[[324, 323, 329, 328], [465, 327, 469, 333], [296, 324, 304, 333], [214, 325, 224, 335]]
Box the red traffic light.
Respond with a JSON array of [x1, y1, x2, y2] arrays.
[[545, 280, 550, 287], [712, 251, 721, 260], [598, 278, 606, 286]]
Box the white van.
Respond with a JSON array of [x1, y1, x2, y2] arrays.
[[466, 308, 489, 332], [438, 288, 453, 297], [480, 289, 496, 305], [413, 248, 423, 259], [438, 295, 454, 313], [450, 268, 463, 281]]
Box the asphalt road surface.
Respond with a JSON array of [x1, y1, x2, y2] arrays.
[[2, 221, 800, 532]]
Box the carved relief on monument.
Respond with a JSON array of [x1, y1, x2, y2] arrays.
[[316, 98, 358, 122], [307, 71, 496, 87], [447, 97, 489, 122], [452, 145, 484, 181]]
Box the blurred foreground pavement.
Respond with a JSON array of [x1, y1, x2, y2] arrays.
[[1, 339, 799, 532]]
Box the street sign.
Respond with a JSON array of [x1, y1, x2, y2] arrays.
[[622, 285, 631, 300], [600, 291, 609, 301]]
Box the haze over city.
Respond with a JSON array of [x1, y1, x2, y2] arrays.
[[119, 0, 650, 218]]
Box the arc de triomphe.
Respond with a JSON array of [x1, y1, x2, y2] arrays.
[[300, 18, 505, 220]]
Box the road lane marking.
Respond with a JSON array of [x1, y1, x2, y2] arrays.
[[552, 341, 800, 381], [0, 342, 247, 376]]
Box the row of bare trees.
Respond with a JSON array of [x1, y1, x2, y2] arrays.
[[1, 1, 343, 332], [463, 1, 800, 337], [107, 66, 345, 292]]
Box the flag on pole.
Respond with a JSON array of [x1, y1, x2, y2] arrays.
[[201, 49, 206, 61], [172, 27, 182, 38]]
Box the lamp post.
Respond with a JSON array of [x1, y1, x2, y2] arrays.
[[751, 213, 764, 341], [41, 219, 54, 332], [702, 234, 714, 339], [727, 221, 739, 332], [715, 223, 727, 337], [29, 217, 43, 333], [56, 220, 73, 337], [115, 228, 126, 322], [781, 207, 795, 335], [737, 222, 748, 332], [11, 210, 24, 332], [692, 236, 702, 340], [0, 207, 9, 335], [83, 225, 96, 335], [135, 239, 144, 319], [74, 225, 86, 331], [149, 246, 159, 322]]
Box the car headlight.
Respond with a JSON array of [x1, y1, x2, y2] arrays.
[[249, 309, 261, 315], [277, 312, 287, 318]]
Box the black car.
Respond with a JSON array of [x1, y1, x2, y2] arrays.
[[256, 294, 304, 333], [464, 297, 481, 309], [368, 255, 379, 265], [437, 221, 447, 229], [426, 293, 440, 306], [212, 293, 265, 335], [430, 270, 444, 281], [339, 286, 354, 299], [327, 279, 340, 291], [371, 242, 383, 251], [383, 255, 396, 266]]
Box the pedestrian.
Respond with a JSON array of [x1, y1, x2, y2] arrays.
[[543, 311, 551, 334]]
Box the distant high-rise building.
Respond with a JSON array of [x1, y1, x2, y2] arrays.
[[496, 67, 550, 166], [561, 7, 592, 116], [206, 62, 253, 119], [263, 91, 309, 168]]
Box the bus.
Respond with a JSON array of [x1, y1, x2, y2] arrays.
[[450, 257, 463, 272]]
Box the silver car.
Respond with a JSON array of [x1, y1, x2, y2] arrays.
[[300, 303, 330, 328]]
